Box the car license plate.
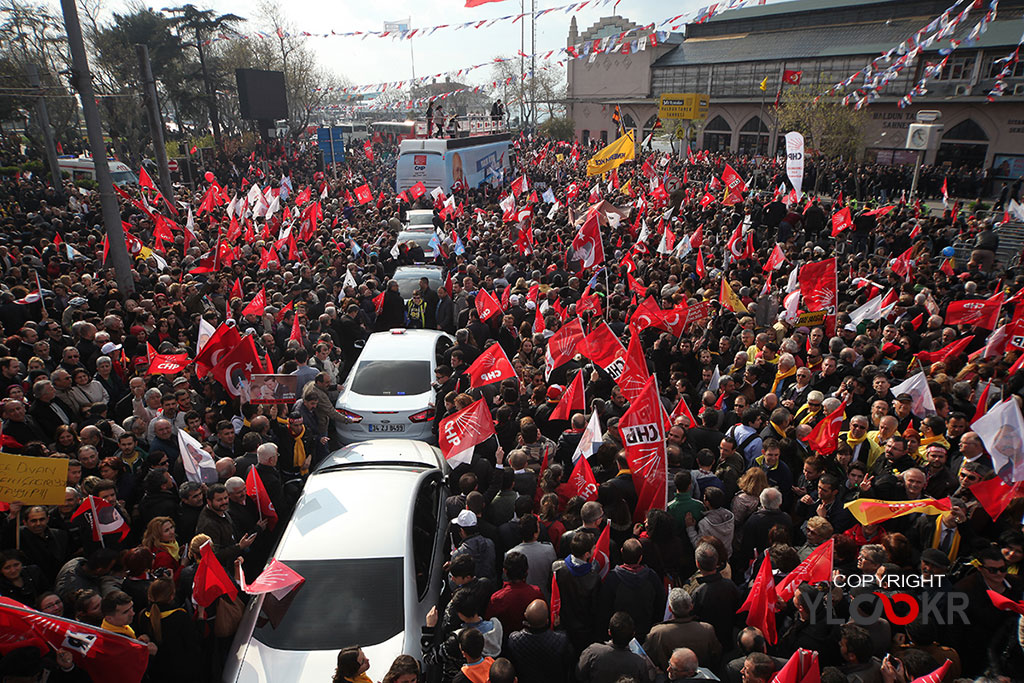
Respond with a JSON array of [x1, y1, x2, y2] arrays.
[[368, 424, 405, 433]]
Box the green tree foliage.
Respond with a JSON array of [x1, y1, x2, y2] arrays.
[[538, 116, 575, 141]]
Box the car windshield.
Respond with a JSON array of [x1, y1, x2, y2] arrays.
[[252, 558, 403, 651], [351, 360, 431, 395], [395, 273, 440, 298], [111, 170, 137, 185], [408, 213, 434, 228]]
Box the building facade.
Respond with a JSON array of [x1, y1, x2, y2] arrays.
[[567, 0, 1024, 180]]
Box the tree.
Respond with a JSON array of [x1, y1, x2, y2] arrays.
[[538, 116, 574, 141], [776, 84, 865, 169], [490, 56, 566, 129], [163, 4, 245, 150]]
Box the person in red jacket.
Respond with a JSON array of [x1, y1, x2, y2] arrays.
[[485, 551, 544, 643]]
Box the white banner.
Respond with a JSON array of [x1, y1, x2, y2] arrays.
[[785, 131, 805, 199]]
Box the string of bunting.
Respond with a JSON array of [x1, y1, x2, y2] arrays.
[[205, 0, 768, 47], [987, 15, 1024, 101]]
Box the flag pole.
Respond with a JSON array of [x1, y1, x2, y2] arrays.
[[90, 496, 105, 548]]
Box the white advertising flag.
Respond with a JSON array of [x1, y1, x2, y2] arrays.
[[785, 131, 805, 199]]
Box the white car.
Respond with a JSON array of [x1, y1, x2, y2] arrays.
[[335, 329, 454, 444], [223, 439, 450, 683], [404, 209, 436, 232]]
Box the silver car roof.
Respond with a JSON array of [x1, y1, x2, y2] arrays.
[[356, 329, 450, 362]]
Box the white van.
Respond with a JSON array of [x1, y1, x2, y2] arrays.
[[56, 155, 137, 186]]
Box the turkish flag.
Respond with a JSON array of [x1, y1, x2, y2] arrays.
[[618, 329, 651, 402], [594, 522, 611, 579], [806, 401, 846, 455], [831, 207, 853, 236], [782, 69, 803, 84], [619, 375, 667, 521], [409, 182, 427, 199], [945, 297, 1002, 330], [551, 369, 586, 421], [776, 538, 834, 601], [475, 288, 502, 321], [193, 541, 238, 607], [354, 184, 373, 204], [246, 466, 278, 530], [0, 597, 149, 683], [571, 211, 605, 269], [721, 164, 747, 193], [510, 174, 529, 197], [629, 296, 668, 335], [465, 342, 516, 388], [194, 323, 242, 379], [241, 286, 267, 317], [582, 322, 627, 380], [567, 450, 599, 501], [970, 476, 1024, 520], [764, 243, 787, 271], [240, 558, 304, 596], [545, 318, 585, 378], [439, 397, 495, 466], [738, 553, 778, 644], [211, 335, 262, 398]]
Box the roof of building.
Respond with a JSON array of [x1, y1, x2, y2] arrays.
[[653, 13, 1022, 68], [705, 0, 888, 23]]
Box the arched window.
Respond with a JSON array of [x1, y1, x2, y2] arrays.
[[622, 113, 636, 132], [704, 115, 731, 131], [942, 119, 989, 141], [703, 115, 732, 152], [738, 116, 769, 155]]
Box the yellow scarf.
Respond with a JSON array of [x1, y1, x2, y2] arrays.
[[771, 421, 787, 438], [292, 426, 308, 475], [920, 435, 951, 450], [343, 675, 372, 683], [771, 366, 797, 393], [157, 540, 180, 562], [143, 607, 185, 619], [101, 620, 135, 638], [931, 516, 961, 563]]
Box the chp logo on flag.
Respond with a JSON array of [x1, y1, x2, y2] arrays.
[[621, 422, 662, 447]]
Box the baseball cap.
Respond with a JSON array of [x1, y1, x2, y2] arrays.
[[452, 509, 478, 528], [843, 323, 858, 333], [896, 393, 913, 404], [100, 342, 122, 355], [546, 385, 563, 401]]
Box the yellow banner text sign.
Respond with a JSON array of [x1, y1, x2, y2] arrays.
[[0, 452, 69, 505], [586, 130, 635, 177]]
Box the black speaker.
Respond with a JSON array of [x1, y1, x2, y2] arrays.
[[235, 69, 288, 121]]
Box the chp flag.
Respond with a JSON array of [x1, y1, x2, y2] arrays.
[[439, 397, 495, 466], [464, 342, 516, 388], [618, 375, 668, 522], [784, 132, 804, 199], [798, 257, 837, 335]]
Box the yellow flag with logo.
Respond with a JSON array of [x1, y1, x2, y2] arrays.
[[760, 76, 768, 92], [586, 130, 635, 177], [720, 278, 748, 314], [845, 497, 952, 526]]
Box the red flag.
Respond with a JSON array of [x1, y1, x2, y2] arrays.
[[354, 184, 373, 205], [721, 164, 747, 193], [146, 351, 191, 375], [945, 298, 1002, 330], [475, 288, 502, 321], [571, 211, 605, 269], [909, 659, 952, 683], [696, 249, 706, 278], [240, 558, 304, 596], [582, 322, 627, 380], [670, 398, 698, 428], [806, 400, 846, 455], [617, 329, 651, 402], [211, 335, 261, 398], [275, 300, 294, 323], [799, 257, 837, 334], [629, 296, 668, 335], [551, 370, 586, 421], [830, 207, 853, 236], [510, 174, 529, 197], [567, 450, 599, 501], [0, 597, 149, 683], [193, 541, 238, 607], [240, 287, 267, 317], [245, 466, 278, 530], [738, 553, 778, 644], [776, 539, 834, 602], [619, 375, 667, 522], [409, 182, 427, 199], [545, 318, 586, 377], [917, 335, 974, 364], [465, 343, 516, 388], [594, 522, 611, 579], [533, 302, 545, 334], [363, 140, 374, 161], [289, 312, 303, 344], [438, 397, 495, 466], [138, 165, 155, 190], [987, 589, 1024, 616], [771, 648, 819, 683], [550, 572, 561, 627], [194, 323, 241, 378], [71, 496, 129, 542], [764, 243, 786, 271], [970, 477, 1024, 520], [782, 69, 803, 84]]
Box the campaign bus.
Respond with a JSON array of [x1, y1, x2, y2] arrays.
[[395, 133, 511, 194]]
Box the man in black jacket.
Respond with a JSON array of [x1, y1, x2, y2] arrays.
[[506, 599, 574, 683], [136, 468, 179, 529], [194, 483, 256, 569], [28, 379, 74, 436]]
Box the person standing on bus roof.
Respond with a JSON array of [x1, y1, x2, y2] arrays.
[[426, 102, 434, 138]]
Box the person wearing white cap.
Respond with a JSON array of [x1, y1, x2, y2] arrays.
[[450, 509, 496, 583]]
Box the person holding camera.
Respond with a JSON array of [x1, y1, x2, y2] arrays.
[[303, 372, 351, 451]]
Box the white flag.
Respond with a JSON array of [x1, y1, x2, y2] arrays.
[[708, 365, 721, 393], [197, 318, 216, 353], [343, 269, 357, 289], [177, 429, 218, 484], [546, 201, 560, 220], [785, 131, 804, 198], [542, 188, 556, 204], [571, 409, 604, 464], [891, 372, 935, 417], [972, 398, 1024, 482], [849, 291, 895, 325]]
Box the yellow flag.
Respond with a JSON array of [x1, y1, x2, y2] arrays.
[[760, 76, 768, 92], [845, 497, 952, 526], [720, 278, 748, 314], [621, 179, 632, 195], [586, 130, 635, 177]]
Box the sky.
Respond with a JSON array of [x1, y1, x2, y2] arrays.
[[64, 0, 714, 89]]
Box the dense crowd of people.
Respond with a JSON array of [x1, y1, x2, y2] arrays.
[[0, 122, 1023, 683]]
